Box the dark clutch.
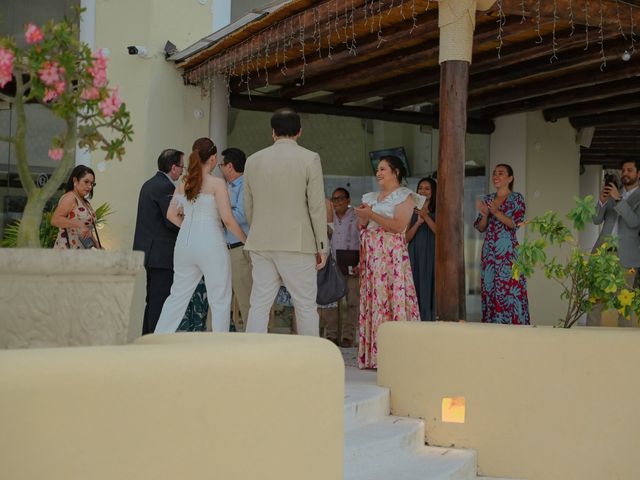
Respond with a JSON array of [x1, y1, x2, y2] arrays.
[[79, 236, 96, 249], [335, 249, 359, 276]]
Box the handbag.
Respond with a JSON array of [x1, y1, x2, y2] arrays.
[[65, 219, 103, 250], [316, 252, 348, 305]]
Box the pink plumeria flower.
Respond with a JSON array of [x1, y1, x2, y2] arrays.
[[54, 81, 66, 95], [80, 87, 100, 101], [0, 48, 14, 88], [88, 49, 108, 87], [47, 148, 64, 161], [99, 88, 122, 117], [0, 48, 14, 67], [43, 89, 58, 103], [38, 61, 61, 86], [24, 24, 44, 44]]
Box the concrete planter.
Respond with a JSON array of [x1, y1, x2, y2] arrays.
[[0, 249, 144, 349]]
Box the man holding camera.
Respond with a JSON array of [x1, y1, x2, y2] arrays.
[[590, 159, 640, 327]]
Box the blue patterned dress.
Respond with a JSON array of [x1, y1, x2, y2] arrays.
[[473, 192, 530, 325]]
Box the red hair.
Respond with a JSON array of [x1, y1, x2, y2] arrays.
[[184, 137, 216, 201]]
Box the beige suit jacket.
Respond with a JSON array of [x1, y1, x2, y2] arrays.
[[244, 138, 328, 254]]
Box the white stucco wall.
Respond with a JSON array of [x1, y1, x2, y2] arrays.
[[525, 113, 580, 326], [88, 0, 214, 338], [489, 113, 527, 244], [490, 113, 581, 326]]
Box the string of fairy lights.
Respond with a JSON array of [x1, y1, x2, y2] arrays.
[[184, 0, 639, 102]]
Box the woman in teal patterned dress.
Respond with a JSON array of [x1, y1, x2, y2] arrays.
[[473, 164, 529, 325]]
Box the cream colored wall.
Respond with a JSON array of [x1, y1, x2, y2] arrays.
[[377, 321, 640, 480], [524, 113, 580, 326], [489, 114, 527, 246], [87, 0, 213, 337], [0, 333, 344, 480], [91, 0, 212, 250]]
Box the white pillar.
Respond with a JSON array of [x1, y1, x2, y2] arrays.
[[76, 0, 97, 167], [579, 165, 601, 251], [210, 75, 228, 155], [209, 0, 232, 154]]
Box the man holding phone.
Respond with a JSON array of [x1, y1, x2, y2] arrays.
[[590, 159, 640, 327]]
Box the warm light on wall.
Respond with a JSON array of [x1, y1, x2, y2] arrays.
[[442, 396, 466, 424]]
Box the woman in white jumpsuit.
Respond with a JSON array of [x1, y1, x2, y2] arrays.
[[155, 137, 247, 333]]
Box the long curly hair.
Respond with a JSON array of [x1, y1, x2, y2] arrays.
[[184, 137, 216, 201]]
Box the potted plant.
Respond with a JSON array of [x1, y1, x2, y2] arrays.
[[513, 195, 640, 328], [0, 10, 143, 349]]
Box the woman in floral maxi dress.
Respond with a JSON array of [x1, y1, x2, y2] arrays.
[[355, 156, 424, 369], [473, 163, 530, 325]]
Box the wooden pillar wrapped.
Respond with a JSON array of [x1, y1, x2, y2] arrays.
[[435, 0, 476, 320]]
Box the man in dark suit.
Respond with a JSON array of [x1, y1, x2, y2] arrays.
[[133, 149, 185, 334]]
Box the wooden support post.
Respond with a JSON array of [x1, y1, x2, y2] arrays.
[[436, 60, 469, 321]]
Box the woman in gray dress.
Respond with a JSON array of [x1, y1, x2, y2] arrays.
[[406, 177, 436, 321]]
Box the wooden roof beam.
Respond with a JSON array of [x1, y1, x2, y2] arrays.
[[474, 76, 640, 117], [387, 36, 632, 108], [275, 14, 503, 99], [544, 91, 640, 121], [501, 0, 640, 30], [332, 17, 574, 105], [236, 9, 440, 93], [229, 93, 495, 134], [468, 61, 640, 115], [570, 108, 640, 127]]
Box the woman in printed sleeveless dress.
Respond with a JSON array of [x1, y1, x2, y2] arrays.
[[51, 165, 101, 249]]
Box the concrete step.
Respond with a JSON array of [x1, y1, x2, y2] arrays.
[[344, 367, 479, 480], [345, 445, 477, 480], [476, 477, 525, 479], [345, 415, 425, 464], [344, 379, 390, 432]]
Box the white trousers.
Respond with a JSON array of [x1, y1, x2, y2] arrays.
[[246, 251, 319, 336], [155, 244, 232, 333]]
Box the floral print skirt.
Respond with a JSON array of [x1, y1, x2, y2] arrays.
[[358, 227, 420, 369]]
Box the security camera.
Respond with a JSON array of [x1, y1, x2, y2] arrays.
[[127, 45, 149, 57]]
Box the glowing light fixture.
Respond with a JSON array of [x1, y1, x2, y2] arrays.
[[442, 396, 466, 424]]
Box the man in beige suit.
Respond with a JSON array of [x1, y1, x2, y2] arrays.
[[244, 108, 328, 336]]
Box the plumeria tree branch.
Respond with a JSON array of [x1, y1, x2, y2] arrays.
[[0, 7, 133, 247]]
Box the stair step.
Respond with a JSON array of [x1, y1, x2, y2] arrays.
[[343, 366, 480, 480], [345, 446, 477, 480], [477, 477, 525, 479], [345, 415, 424, 464], [344, 381, 390, 432]]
